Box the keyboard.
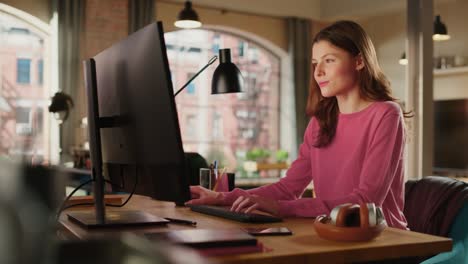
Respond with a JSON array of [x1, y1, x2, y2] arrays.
[[186, 204, 282, 223]]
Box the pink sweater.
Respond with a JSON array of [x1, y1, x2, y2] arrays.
[[223, 101, 408, 229]]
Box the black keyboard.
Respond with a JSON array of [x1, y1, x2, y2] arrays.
[[186, 204, 282, 223]]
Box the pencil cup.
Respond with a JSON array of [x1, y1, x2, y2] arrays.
[[212, 172, 236, 192]]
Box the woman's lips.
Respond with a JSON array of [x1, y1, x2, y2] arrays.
[[318, 81, 329, 88]]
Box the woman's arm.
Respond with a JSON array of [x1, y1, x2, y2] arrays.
[[220, 119, 316, 205], [277, 111, 405, 217]]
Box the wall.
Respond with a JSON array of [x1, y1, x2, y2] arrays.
[[321, 0, 405, 21], [1, 0, 52, 23], [357, 12, 407, 101], [357, 0, 468, 102], [75, 0, 129, 147]]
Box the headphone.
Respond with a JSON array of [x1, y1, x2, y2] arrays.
[[314, 203, 387, 242]]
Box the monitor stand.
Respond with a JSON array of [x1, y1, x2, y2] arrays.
[[82, 59, 171, 228], [66, 211, 169, 229]]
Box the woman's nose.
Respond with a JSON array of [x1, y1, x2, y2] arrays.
[[314, 64, 324, 78]]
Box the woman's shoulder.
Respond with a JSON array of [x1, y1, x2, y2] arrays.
[[371, 101, 402, 117]]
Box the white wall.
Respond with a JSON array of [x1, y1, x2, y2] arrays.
[[356, 0, 468, 102], [357, 12, 407, 101], [1, 0, 51, 23]]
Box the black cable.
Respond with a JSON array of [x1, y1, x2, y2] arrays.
[[55, 178, 94, 219], [56, 166, 139, 218], [107, 166, 138, 208]]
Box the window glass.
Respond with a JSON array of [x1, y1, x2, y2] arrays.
[[166, 29, 280, 172], [17, 58, 31, 84]]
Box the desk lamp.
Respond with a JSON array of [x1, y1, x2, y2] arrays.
[[174, 48, 244, 97]]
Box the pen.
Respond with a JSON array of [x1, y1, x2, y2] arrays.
[[214, 160, 218, 180], [164, 217, 197, 226]]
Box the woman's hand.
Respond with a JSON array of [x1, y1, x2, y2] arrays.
[[185, 185, 224, 205], [230, 194, 279, 216]]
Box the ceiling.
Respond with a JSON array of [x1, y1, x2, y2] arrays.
[[168, 0, 407, 21]]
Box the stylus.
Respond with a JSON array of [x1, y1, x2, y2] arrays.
[[164, 217, 197, 226]]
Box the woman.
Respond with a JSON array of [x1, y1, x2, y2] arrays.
[[186, 20, 410, 229]]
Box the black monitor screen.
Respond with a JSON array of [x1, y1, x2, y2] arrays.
[[91, 22, 190, 204], [433, 99, 468, 172]]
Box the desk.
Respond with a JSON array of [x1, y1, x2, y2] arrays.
[[59, 195, 451, 264]]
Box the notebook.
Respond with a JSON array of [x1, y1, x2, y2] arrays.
[[145, 228, 257, 249]]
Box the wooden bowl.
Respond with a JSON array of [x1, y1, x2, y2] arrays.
[[314, 216, 386, 242]]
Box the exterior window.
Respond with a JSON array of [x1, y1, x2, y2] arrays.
[[238, 41, 245, 57], [15, 106, 32, 135], [186, 72, 196, 94], [1, 9, 54, 162], [17, 58, 31, 84], [212, 34, 220, 54], [36, 107, 44, 134], [166, 29, 280, 172], [38, 59, 43, 85]]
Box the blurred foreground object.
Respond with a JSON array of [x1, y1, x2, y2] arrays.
[[48, 92, 74, 122]]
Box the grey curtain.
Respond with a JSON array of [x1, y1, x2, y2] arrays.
[[58, 0, 85, 161], [287, 17, 312, 148], [128, 0, 155, 33]]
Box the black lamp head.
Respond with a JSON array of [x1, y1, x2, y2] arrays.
[[433, 15, 450, 41], [174, 1, 202, 29], [211, 49, 244, 94]]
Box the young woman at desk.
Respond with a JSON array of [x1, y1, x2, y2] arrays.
[[186, 20, 410, 229]]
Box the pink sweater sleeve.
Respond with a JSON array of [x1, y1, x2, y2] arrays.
[[278, 112, 404, 217], [221, 120, 314, 206], [222, 109, 404, 219]]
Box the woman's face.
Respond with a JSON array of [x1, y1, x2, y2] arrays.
[[312, 40, 363, 98]]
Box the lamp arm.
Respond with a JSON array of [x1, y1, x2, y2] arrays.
[[174, 55, 218, 97]]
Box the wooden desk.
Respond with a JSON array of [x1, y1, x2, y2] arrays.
[[59, 195, 451, 264]]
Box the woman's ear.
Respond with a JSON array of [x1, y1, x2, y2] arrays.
[[355, 54, 365, 71]]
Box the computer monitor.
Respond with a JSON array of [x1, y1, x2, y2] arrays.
[[72, 21, 191, 227]]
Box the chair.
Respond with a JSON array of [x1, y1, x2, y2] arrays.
[[421, 202, 468, 264], [184, 152, 209, 186], [404, 176, 468, 264]]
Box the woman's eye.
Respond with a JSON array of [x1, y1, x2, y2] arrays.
[[325, 58, 334, 63]]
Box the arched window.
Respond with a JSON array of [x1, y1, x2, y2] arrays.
[[165, 29, 282, 174], [0, 4, 57, 164]]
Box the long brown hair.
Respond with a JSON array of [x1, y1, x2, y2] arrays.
[[306, 20, 411, 147]]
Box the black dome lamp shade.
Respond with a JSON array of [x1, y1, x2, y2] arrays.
[[433, 15, 450, 41], [211, 49, 244, 94], [174, 1, 202, 29]]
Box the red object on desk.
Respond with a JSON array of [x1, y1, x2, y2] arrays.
[[213, 173, 229, 192]]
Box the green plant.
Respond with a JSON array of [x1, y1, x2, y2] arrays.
[[245, 148, 271, 162], [275, 149, 289, 162]]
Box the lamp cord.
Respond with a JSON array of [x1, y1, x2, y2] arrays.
[[174, 55, 218, 97]]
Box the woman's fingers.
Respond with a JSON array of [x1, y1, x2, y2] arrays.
[[230, 196, 244, 211], [244, 203, 259, 214], [235, 197, 253, 212], [231, 196, 255, 212], [231, 196, 251, 212]]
